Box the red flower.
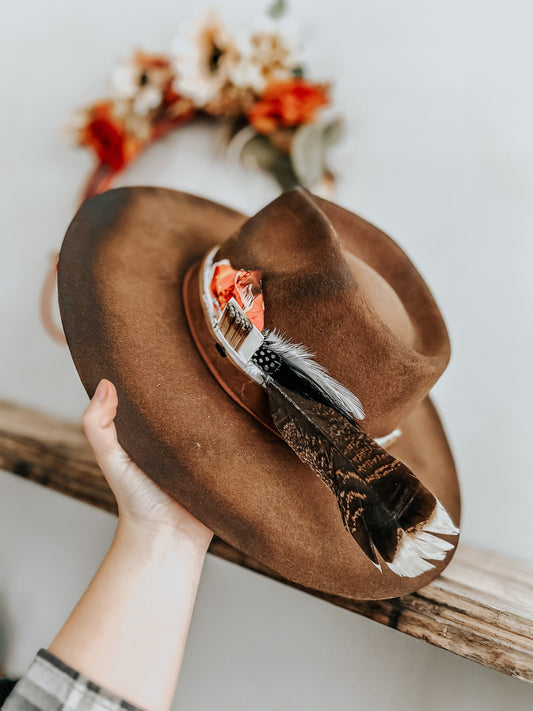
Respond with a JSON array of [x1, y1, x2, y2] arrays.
[[247, 78, 329, 134], [82, 103, 128, 171]]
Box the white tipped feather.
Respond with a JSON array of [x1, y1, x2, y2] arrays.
[[386, 534, 436, 577], [422, 500, 460, 536], [257, 326, 459, 579], [263, 328, 365, 421], [386, 501, 458, 577], [407, 530, 454, 562]]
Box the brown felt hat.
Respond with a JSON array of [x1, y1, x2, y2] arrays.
[[58, 186, 461, 600]]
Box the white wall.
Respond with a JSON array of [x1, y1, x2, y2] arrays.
[[1, 1, 533, 708]]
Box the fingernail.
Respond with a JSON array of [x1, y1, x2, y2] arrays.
[[93, 379, 107, 402]]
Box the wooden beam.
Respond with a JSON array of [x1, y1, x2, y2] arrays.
[[1, 399, 533, 683]]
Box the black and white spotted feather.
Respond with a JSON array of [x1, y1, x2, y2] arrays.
[[254, 328, 365, 422]]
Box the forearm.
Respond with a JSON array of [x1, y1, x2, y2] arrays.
[[48, 519, 208, 711]]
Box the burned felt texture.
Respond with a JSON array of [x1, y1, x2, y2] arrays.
[[58, 186, 460, 600]]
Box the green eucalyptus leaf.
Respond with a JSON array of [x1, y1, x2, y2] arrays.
[[322, 119, 343, 147], [291, 123, 326, 189], [269, 153, 300, 191], [268, 0, 287, 19], [240, 133, 299, 190], [240, 134, 281, 171]]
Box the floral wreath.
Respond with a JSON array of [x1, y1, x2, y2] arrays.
[[42, 2, 344, 342]]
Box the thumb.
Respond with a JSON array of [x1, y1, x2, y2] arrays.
[[82, 379, 131, 479]]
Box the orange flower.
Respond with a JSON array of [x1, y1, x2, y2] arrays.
[[247, 78, 329, 134]]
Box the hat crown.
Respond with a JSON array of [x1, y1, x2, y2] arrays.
[[215, 188, 450, 436], [218, 188, 352, 278]]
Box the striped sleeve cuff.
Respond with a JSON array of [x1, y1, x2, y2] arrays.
[[3, 649, 145, 711]]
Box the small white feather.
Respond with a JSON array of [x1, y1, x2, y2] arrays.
[[386, 534, 436, 577], [263, 328, 365, 421], [422, 500, 460, 536], [407, 530, 454, 562], [386, 501, 459, 577]]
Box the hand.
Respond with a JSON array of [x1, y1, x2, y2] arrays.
[[48, 378, 210, 711], [82, 378, 213, 550]]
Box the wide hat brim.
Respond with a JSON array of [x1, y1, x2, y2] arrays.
[[58, 186, 461, 600]]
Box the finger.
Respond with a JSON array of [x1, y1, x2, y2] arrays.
[[82, 379, 130, 477]]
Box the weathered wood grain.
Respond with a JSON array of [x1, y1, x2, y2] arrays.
[[1, 399, 533, 683]]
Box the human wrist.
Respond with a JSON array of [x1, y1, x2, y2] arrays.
[[48, 509, 210, 711], [115, 513, 212, 559]]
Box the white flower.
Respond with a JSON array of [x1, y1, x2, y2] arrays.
[[230, 14, 302, 92], [228, 14, 302, 94], [110, 60, 140, 100], [110, 56, 165, 117], [133, 85, 163, 116], [170, 11, 239, 107], [170, 11, 304, 105], [229, 32, 297, 93]]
